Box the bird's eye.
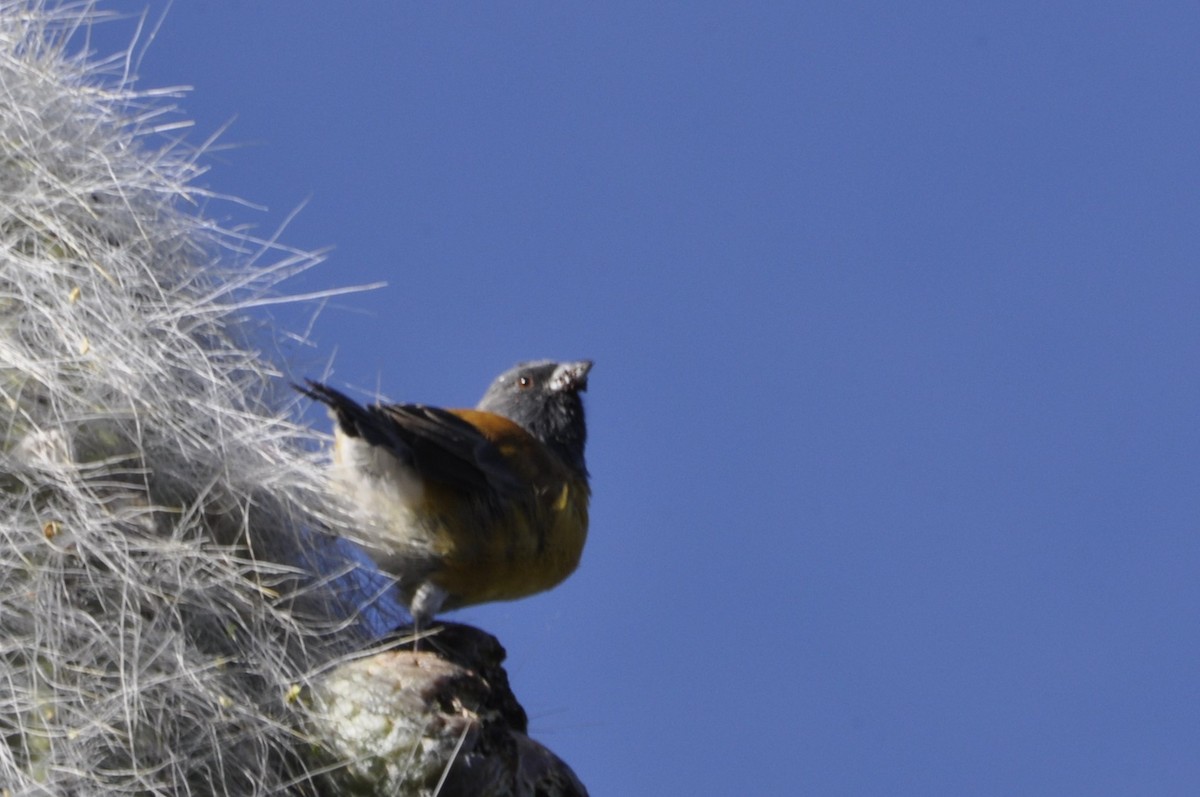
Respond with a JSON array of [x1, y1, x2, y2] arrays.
[[518, 376, 532, 389]]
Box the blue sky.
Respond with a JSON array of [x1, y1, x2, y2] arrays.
[[89, 2, 1198, 793]]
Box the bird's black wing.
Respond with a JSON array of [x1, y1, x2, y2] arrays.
[[377, 402, 527, 496], [297, 380, 522, 497]]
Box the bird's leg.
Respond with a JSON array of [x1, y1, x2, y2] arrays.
[[409, 581, 449, 651]]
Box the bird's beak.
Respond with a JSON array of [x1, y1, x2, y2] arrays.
[[551, 360, 592, 392]]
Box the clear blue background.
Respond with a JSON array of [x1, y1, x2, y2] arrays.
[[89, 3, 1198, 794]]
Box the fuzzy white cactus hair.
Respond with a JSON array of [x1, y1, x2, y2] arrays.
[[0, 2, 391, 794]]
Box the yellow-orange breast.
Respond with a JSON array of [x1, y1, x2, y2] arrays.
[[408, 410, 589, 609]]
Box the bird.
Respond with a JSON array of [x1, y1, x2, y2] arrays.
[[297, 360, 592, 628]]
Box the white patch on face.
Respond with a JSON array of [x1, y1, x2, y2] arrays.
[[547, 360, 590, 393], [548, 364, 572, 392]]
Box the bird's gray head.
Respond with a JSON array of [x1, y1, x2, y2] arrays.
[[477, 360, 592, 475]]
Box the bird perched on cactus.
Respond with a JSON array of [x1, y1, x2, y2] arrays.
[[298, 360, 592, 627]]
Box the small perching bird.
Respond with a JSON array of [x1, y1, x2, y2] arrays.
[[298, 360, 592, 627]]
